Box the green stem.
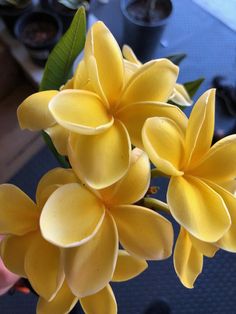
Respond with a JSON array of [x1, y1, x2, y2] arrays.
[[143, 197, 170, 214]]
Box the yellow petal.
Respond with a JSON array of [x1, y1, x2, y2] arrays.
[[122, 45, 141, 65], [73, 60, 91, 90], [49, 90, 113, 135], [174, 228, 203, 289], [17, 91, 57, 130], [99, 148, 150, 206], [189, 135, 236, 183], [0, 233, 33, 277], [80, 285, 117, 314], [206, 181, 236, 252], [0, 184, 38, 235], [117, 101, 187, 149], [37, 281, 79, 314], [45, 124, 70, 156], [112, 250, 147, 282], [36, 168, 78, 208], [84, 21, 124, 104], [40, 183, 105, 248], [142, 117, 185, 176], [61, 77, 74, 90], [188, 234, 218, 258], [64, 212, 118, 297], [167, 176, 231, 242], [185, 89, 215, 168], [25, 232, 64, 301], [220, 179, 236, 194], [68, 120, 131, 189], [123, 60, 140, 83], [119, 59, 179, 108], [110, 205, 173, 260], [169, 84, 192, 107]]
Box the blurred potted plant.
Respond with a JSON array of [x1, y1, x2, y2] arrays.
[[0, 0, 32, 34], [14, 9, 63, 66], [121, 0, 173, 61], [48, 0, 90, 31]]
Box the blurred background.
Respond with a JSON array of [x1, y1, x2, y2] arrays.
[[0, 0, 236, 313]]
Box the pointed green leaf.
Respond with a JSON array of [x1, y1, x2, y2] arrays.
[[184, 78, 204, 98], [166, 53, 187, 65], [39, 7, 86, 91]]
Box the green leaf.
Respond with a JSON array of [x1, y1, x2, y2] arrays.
[[39, 7, 86, 91], [166, 53, 187, 65], [42, 131, 70, 168], [184, 78, 204, 98]]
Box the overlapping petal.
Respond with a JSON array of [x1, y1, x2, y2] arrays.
[[119, 59, 179, 108], [64, 212, 118, 297], [68, 121, 131, 189], [45, 125, 70, 156], [24, 232, 64, 301], [122, 45, 141, 65], [167, 176, 231, 242], [112, 250, 147, 282], [188, 233, 218, 258], [0, 184, 39, 235], [174, 228, 203, 289], [40, 183, 105, 247], [37, 281, 78, 314], [117, 101, 188, 148], [99, 148, 150, 206], [169, 84, 192, 107], [80, 285, 117, 314], [110, 205, 173, 260], [49, 90, 113, 135], [142, 117, 185, 176], [17, 91, 57, 130]]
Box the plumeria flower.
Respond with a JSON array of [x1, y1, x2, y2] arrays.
[[37, 250, 147, 314], [17, 21, 187, 189], [0, 168, 79, 301], [40, 148, 174, 298], [122, 45, 193, 107], [142, 89, 236, 248]]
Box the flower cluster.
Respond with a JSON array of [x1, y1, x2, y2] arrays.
[[0, 20, 235, 314]]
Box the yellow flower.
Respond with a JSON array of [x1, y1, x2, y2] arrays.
[[122, 45, 193, 107], [37, 250, 147, 314], [17, 21, 187, 189], [142, 89, 236, 247], [0, 168, 78, 301], [39, 148, 174, 297]]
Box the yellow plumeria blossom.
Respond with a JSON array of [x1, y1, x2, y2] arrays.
[[174, 227, 218, 289], [37, 250, 147, 314], [122, 45, 192, 107], [142, 88, 236, 246], [0, 168, 79, 301], [17, 21, 187, 189], [40, 148, 174, 298]]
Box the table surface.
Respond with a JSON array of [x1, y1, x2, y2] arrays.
[[1, 0, 236, 313]]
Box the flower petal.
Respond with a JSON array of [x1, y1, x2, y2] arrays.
[[142, 117, 185, 176], [188, 234, 218, 258], [117, 101, 187, 149], [25, 232, 64, 301], [80, 285, 117, 314], [119, 59, 179, 108], [122, 45, 141, 65], [64, 212, 118, 297], [123, 60, 139, 83], [189, 135, 236, 183], [99, 148, 150, 206], [0, 184, 38, 235], [49, 90, 113, 135], [45, 124, 70, 156], [37, 281, 78, 314], [112, 250, 147, 282], [206, 181, 236, 252], [167, 176, 231, 242], [68, 120, 131, 189], [40, 183, 105, 248], [17, 91, 57, 130], [185, 89, 215, 168], [36, 168, 78, 208], [84, 21, 124, 104], [0, 233, 33, 277], [174, 228, 203, 289], [169, 84, 192, 107], [110, 205, 173, 260]]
